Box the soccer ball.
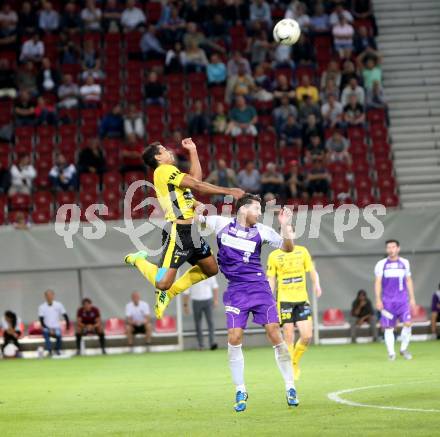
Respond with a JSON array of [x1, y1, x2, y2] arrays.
[[273, 19, 301, 46]]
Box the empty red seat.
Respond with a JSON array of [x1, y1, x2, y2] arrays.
[[34, 174, 50, 190], [379, 192, 399, 208], [9, 193, 31, 210], [155, 315, 177, 333], [356, 192, 375, 208], [34, 191, 53, 208], [410, 305, 427, 322], [32, 208, 52, 224], [80, 173, 99, 190], [322, 308, 346, 326], [28, 321, 43, 336], [56, 191, 77, 206], [105, 318, 126, 336], [124, 171, 145, 187]]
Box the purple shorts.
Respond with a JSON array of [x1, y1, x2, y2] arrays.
[[223, 281, 279, 329], [380, 300, 411, 328]]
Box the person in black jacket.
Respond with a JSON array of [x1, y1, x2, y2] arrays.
[[1, 311, 22, 355], [77, 137, 106, 175], [350, 290, 377, 343]]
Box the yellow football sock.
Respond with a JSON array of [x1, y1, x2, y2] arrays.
[[167, 265, 208, 298], [134, 258, 158, 286], [293, 340, 308, 366]]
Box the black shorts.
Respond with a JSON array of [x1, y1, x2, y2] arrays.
[[159, 222, 212, 269], [132, 325, 146, 335], [279, 301, 312, 326]]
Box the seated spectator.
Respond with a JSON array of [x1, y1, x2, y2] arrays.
[[17, 61, 38, 95], [125, 291, 152, 348], [296, 75, 319, 104], [354, 25, 376, 56], [57, 74, 79, 109], [75, 297, 106, 355], [182, 0, 206, 24], [20, 33, 44, 63], [226, 96, 258, 137], [80, 75, 102, 107], [284, 160, 304, 199], [35, 96, 57, 126], [261, 162, 284, 198], [206, 13, 228, 44], [81, 0, 102, 32], [320, 60, 341, 91], [188, 100, 209, 136], [305, 158, 330, 198], [14, 90, 35, 126], [253, 64, 271, 91], [181, 40, 209, 73], [302, 113, 324, 145], [165, 41, 184, 74], [103, 0, 122, 33], [340, 59, 360, 92], [49, 153, 77, 191], [121, 134, 145, 173], [77, 137, 106, 175], [58, 32, 80, 65], [99, 104, 124, 138], [18, 2, 38, 37], [0, 161, 11, 194], [310, 2, 331, 34], [38, 290, 70, 357], [121, 0, 146, 32], [360, 52, 382, 90], [325, 131, 352, 165], [273, 74, 295, 104], [12, 210, 31, 230], [273, 95, 298, 134], [0, 59, 16, 99], [237, 161, 261, 194], [273, 42, 293, 69], [140, 25, 166, 60], [329, 4, 353, 27], [343, 94, 365, 126], [350, 289, 377, 343], [249, 0, 272, 28], [299, 95, 321, 125], [225, 63, 255, 103], [305, 134, 326, 164], [81, 40, 104, 79], [158, 5, 186, 45], [286, 1, 310, 33], [124, 104, 145, 139], [352, 0, 377, 35], [210, 102, 228, 135], [227, 51, 251, 77], [38, 1, 60, 32], [144, 71, 165, 106], [207, 53, 227, 86], [205, 158, 237, 203], [321, 93, 343, 128], [366, 80, 387, 110], [280, 114, 302, 149], [60, 2, 81, 34], [320, 78, 340, 104], [341, 77, 365, 107], [432, 285, 440, 339], [0, 3, 18, 33], [37, 57, 60, 94], [0, 5, 17, 50], [332, 16, 354, 59], [292, 33, 315, 66], [248, 29, 271, 67], [183, 21, 225, 55], [9, 154, 36, 196], [1, 310, 22, 357]]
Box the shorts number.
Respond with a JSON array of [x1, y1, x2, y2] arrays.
[[174, 255, 180, 264], [281, 312, 292, 320]]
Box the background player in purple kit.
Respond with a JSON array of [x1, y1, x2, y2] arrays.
[[374, 239, 416, 361], [198, 194, 298, 412]]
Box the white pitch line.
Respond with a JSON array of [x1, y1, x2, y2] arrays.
[[327, 384, 440, 413]]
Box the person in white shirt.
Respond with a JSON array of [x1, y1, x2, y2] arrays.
[[341, 77, 365, 107], [9, 154, 36, 196], [38, 290, 70, 356], [125, 291, 152, 347], [80, 74, 102, 107], [81, 0, 102, 31], [20, 33, 45, 63], [49, 153, 77, 191], [38, 1, 60, 32], [121, 0, 146, 32], [183, 276, 219, 350]]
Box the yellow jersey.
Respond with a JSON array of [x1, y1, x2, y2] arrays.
[[153, 164, 196, 222], [266, 245, 313, 303]]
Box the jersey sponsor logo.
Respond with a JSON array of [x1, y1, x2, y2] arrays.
[[221, 233, 257, 253], [383, 269, 406, 279], [225, 305, 240, 315], [168, 170, 181, 182], [282, 276, 303, 284]]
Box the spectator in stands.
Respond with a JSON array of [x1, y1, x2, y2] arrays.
[[183, 276, 219, 351], [206, 13, 229, 45], [35, 96, 57, 126], [237, 160, 261, 194], [80, 75, 102, 107], [120, 0, 146, 32], [261, 162, 284, 198], [9, 154, 36, 196], [0, 161, 11, 194], [321, 93, 343, 129], [332, 16, 354, 59], [340, 60, 360, 92], [14, 90, 36, 126], [248, 29, 271, 67], [12, 211, 31, 230], [280, 114, 302, 149], [144, 71, 165, 106], [140, 25, 166, 61], [302, 113, 323, 145], [249, 0, 272, 28], [205, 158, 237, 202], [210, 102, 228, 135], [181, 40, 209, 73], [1, 310, 22, 356], [120, 134, 145, 174], [284, 160, 304, 199], [39, 290, 70, 356], [305, 158, 330, 198], [188, 100, 209, 136], [296, 75, 319, 104], [366, 80, 387, 110], [18, 2, 38, 37], [183, 21, 226, 55], [272, 40, 293, 69], [310, 2, 331, 34], [350, 289, 377, 343], [38, 1, 60, 32], [99, 104, 124, 139], [17, 61, 38, 95], [227, 51, 251, 77], [60, 2, 81, 34], [81, 40, 103, 80], [326, 131, 352, 165], [298, 95, 321, 125], [0, 59, 16, 98], [227, 95, 258, 137], [158, 5, 186, 45], [320, 60, 341, 91], [0, 4, 18, 34], [431, 285, 440, 339], [58, 32, 80, 65], [225, 63, 255, 103], [273, 95, 298, 134], [207, 53, 227, 86], [49, 153, 77, 191], [305, 133, 326, 164], [77, 137, 106, 176], [341, 77, 365, 107], [329, 3, 353, 26], [125, 291, 152, 348], [124, 104, 144, 139], [359, 52, 382, 90], [76, 297, 106, 355], [353, 25, 376, 56], [37, 57, 60, 94], [292, 33, 315, 66], [81, 0, 102, 32], [343, 94, 365, 126], [0, 19, 17, 50], [165, 41, 184, 73], [273, 74, 296, 104], [286, 1, 310, 32], [19, 32, 44, 63], [57, 74, 79, 109], [320, 78, 340, 104], [352, 0, 377, 35], [103, 0, 122, 33]]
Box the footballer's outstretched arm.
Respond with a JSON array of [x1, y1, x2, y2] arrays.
[[182, 138, 202, 181], [278, 207, 294, 252], [375, 275, 383, 311], [309, 266, 322, 298], [406, 276, 416, 308], [180, 174, 244, 199]]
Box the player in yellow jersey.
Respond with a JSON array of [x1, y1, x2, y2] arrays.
[[124, 138, 244, 319], [267, 242, 322, 380]]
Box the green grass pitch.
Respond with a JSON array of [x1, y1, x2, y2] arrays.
[[1, 341, 439, 436]]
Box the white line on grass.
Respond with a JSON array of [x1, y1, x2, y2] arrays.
[[327, 384, 440, 413]]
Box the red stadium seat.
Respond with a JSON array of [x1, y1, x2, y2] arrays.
[[34, 191, 53, 208], [32, 208, 52, 224], [410, 305, 428, 323], [155, 315, 177, 333], [322, 308, 346, 326], [60, 320, 75, 336], [105, 318, 126, 336], [379, 192, 399, 208], [28, 321, 43, 336], [356, 192, 375, 208], [80, 173, 99, 191], [56, 191, 77, 206], [9, 194, 31, 210], [34, 174, 50, 190]]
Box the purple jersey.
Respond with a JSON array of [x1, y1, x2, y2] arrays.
[[432, 291, 440, 312], [374, 257, 411, 303]]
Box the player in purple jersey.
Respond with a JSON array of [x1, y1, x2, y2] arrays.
[[374, 239, 416, 361], [198, 194, 299, 412]]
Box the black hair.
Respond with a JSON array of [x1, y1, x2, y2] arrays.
[[357, 289, 367, 297], [236, 193, 262, 212], [4, 311, 17, 329], [82, 298, 92, 305], [142, 142, 162, 169], [385, 239, 400, 247]]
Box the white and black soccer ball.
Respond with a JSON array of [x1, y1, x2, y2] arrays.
[[273, 18, 301, 46]]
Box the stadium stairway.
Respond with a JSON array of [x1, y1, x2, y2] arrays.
[[374, 0, 440, 208]]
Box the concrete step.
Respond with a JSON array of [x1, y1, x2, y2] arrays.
[[400, 192, 440, 203], [379, 33, 440, 44], [397, 174, 440, 184], [384, 77, 440, 88], [378, 17, 440, 27], [382, 62, 440, 72], [386, 86, 440, 97], [378, 24, 440, 35], [395, 157, 440, 167], [384, 69, 440, 80], [376, 4, 440, 14], [390, 108, 440, 118], [394, 149, 440, 159], [401, 199, 440, 209], [391, 123, 440, 134], [399, 183, 440, 194], [396, 166, 440, 176], [382, 54, 440, 64], [379, 40, 440, 52], [392, 133, 440, 144], [387, 92, 440, 103], [377, 10, 440, 22], [389, 101, 440, 111], [393, 140, 439, 150]]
